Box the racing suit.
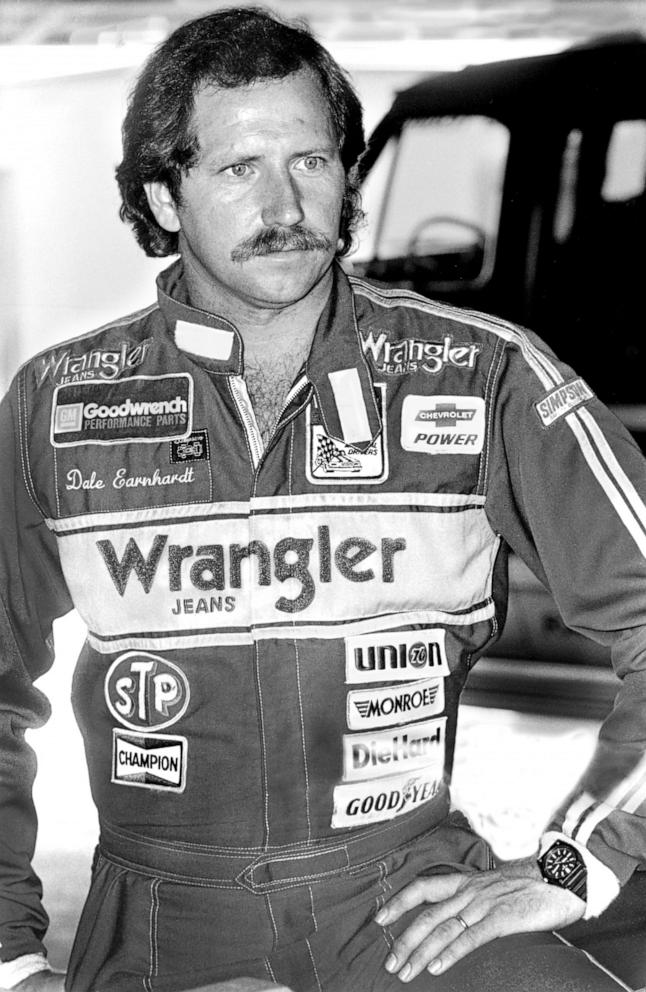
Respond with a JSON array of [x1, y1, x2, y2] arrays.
[[0, 260, 645, 992]]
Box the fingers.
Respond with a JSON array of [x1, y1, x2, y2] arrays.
[[374, 873, 464, 926], [376, 868, 588, 982], [382, 898, 491, 982]]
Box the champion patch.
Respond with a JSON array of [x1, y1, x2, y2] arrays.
[[401, 395, 485, 455], [112, 729, 187, 791], [346, 677, 445, 730], [345, 628, 449, 685], [51, 374, 193, 447], [534, 379, 594, 428], [170, 429, 210, 463], [331, 767, 443, 829], [306, 384, 387, 485]]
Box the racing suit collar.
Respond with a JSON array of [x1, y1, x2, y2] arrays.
[[306, 264, 382, 450], [156, 259, 382, 450], [157, 259, 244, 374]]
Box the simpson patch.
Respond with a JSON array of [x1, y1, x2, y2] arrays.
[[534, 379, 594, 428]]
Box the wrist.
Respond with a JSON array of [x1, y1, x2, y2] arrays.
[[539, 832, 621, 918], [0, 956, 51, 991]]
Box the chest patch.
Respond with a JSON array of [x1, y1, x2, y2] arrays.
[[401, 395, 485, 455], [306, 384, 388, 484], [50, 373, 193, 446]]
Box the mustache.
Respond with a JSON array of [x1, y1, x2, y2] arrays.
[[230, 225, 333, 263]]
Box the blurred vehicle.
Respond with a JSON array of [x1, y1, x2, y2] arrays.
[[352, 34, 646, 720]]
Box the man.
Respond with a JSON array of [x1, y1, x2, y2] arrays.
[[0, 7, 645, 992]]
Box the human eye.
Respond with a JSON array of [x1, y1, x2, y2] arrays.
[[223, 162, 252, 178], [295, 155, 326, 173]]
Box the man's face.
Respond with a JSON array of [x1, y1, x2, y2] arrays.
[[146, 69, 347, 312]]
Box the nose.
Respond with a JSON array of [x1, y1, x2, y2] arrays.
[[261, 169, 305, 228]]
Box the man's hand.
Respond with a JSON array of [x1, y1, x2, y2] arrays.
[[374, 856, 586, 982], [5, 971, 65, 992]]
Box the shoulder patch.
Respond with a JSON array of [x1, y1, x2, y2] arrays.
[[534, 378, 594, 428]]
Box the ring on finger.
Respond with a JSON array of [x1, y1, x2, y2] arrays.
[[454, 914, 469, 932]]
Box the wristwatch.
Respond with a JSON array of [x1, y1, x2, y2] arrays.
[[538, 840, 587, 901]]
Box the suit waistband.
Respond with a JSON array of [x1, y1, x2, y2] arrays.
[[99, 791, 450, 893]]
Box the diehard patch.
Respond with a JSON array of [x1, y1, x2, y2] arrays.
[[306, 384, 387, 485], [342, 716, 446, 781], [104, 651, 190, 731], [170, 429, 210, 463], [401, 396, 485, 454], [331, 768, 443, 829], [112, 729, 187, 791], [346, 678, 444, 730], [345, 628, 449, 684], [534, 379, 594, 428], [51, 374, 193, 446]]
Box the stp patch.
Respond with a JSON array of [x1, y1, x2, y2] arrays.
[[104, 651, 190, 732]]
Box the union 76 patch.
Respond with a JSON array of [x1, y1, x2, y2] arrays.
[[306, 384, 387, 484]]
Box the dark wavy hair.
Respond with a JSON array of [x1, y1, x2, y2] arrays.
[[116, 6, 365, 258]]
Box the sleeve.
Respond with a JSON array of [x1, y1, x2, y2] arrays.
[[0, 372, 74, 963], [484, 328, 646, 903]]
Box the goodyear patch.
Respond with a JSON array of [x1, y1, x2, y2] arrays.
[[112, 729, 187, 792], [534, 379, 594, 428], [51, 374, 193, 446], [332, 768, 443, 829]]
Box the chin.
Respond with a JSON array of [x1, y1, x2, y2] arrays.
[[243, 255, 332, 304]]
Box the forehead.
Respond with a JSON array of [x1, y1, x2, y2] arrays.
[[191, 69, 337, 155]]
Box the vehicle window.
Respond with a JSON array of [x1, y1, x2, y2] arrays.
[[602, 119, 646, 202], [359, 116, 509, 286], [553, 128, 582, 244]]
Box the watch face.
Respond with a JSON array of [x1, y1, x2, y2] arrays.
[[544, 843, 581, 880]]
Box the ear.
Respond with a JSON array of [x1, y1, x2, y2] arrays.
[[144, 181, 181, 233]]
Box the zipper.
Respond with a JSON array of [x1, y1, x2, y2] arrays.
[[230, 373, 311, 474], [230, 375, 264, 470]]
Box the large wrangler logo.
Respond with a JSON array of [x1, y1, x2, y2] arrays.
[[96, 525, 407, 614]]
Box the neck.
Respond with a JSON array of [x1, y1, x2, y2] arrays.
[[183, 259, 334, 368]]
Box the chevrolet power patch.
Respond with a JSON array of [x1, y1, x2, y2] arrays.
[[112, 729, 187, 791], [51, 374, 193, 446], [401, 396, 485, 455]]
